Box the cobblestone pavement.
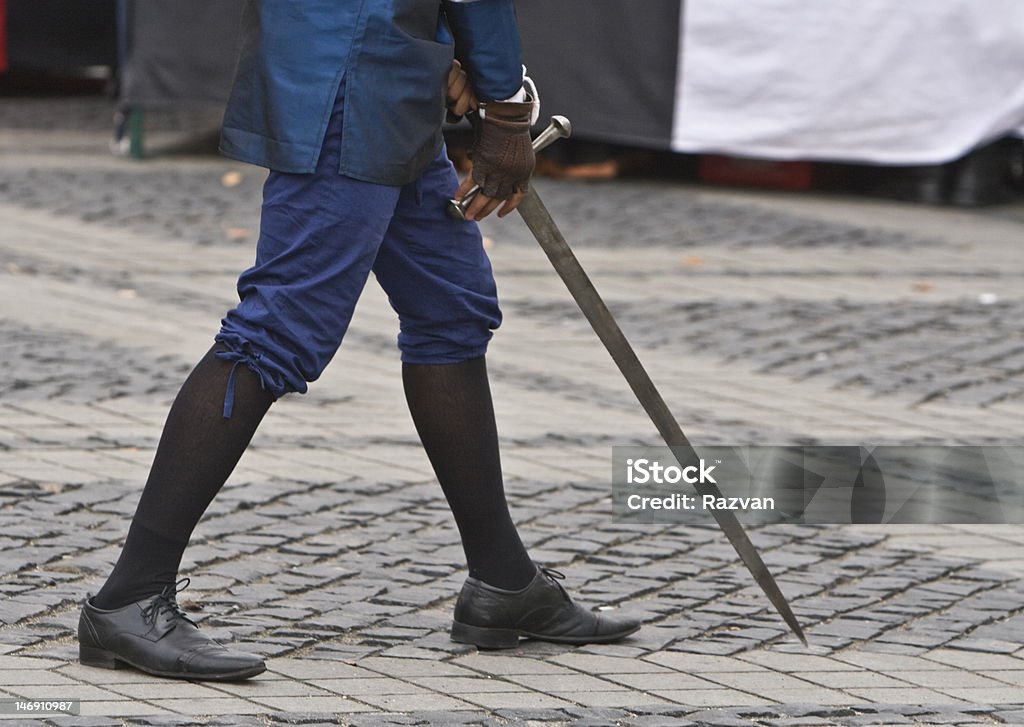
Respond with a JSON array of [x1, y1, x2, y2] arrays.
[[1, 98, 1024, 725]]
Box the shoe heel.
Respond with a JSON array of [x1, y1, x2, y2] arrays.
[[451, 621, 520, 649], [79, 644, 123, 670]]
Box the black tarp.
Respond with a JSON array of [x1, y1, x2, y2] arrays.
[[5, 0, 117, 71], [116, 1, 681, 147], [119, 0, 244, 107], [517, 0, 681, 149]]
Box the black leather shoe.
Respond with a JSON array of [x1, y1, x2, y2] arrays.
[[451, 566, 641, 649], [78, 578, 265, 681]]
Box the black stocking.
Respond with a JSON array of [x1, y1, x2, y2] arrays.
[[92, 345, 274, 609], [403, 356, 536, 590]]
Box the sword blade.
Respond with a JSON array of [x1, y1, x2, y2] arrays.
[[515, 188, 806, 645]]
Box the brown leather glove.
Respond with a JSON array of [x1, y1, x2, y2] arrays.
[[470, 100, 536, 199]]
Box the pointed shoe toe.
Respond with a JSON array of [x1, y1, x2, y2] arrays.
[[451, 566, 641, 649]]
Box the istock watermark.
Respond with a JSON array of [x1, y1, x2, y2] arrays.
[[612, 445, 1024, 524], [622, 455, 777, 513], [625, 457, 718, 485]]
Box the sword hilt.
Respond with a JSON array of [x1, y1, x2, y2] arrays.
[[447, 115, 572, 221]]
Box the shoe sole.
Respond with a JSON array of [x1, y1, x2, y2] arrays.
[[80, 644, 266, 681], [451, 621, 641, 649]]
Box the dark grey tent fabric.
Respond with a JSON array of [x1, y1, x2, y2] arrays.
[[6, 0, 117, 71], [116, 0, 681, 146], [119, 0, 245, 107], [517, 0, 681, 149]]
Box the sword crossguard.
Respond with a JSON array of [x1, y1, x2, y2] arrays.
[[447, 115, 572, 221]]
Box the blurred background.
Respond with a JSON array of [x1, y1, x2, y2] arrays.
[[2, 0, 1023, 206]]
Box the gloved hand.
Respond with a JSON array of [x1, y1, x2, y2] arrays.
[[471, 99, 536, 199], [453, 98, 535, 220]]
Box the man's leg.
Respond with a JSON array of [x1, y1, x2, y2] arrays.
[[371, 149, 532, 591], [79, 344, 273, 680], [402, 357, 536, 591], [81, 83, 401, 679], [91, 346, 273, 610], [373, 149, 641, 647], [90, 112, 393, 612]]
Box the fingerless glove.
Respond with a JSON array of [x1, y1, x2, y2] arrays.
[[470, 100, 536, 199]]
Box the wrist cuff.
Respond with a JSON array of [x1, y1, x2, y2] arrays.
[[501, 86, 528, 103]]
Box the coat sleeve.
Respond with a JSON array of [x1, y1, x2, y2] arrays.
[[441, 0, 523, 102]]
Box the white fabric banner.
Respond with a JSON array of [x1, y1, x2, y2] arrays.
[[672, 0, 1024, 164]]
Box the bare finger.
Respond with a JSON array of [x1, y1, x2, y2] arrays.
[[451, 90, 473, 119], [496, 190, 526, 218], [454, 173, 477, 202], [465, 193, 502, 221]]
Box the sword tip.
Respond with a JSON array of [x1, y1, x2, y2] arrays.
[[789, 620, 808, 646]]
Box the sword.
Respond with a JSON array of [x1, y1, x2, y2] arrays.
[[452, 116, 807, 644]]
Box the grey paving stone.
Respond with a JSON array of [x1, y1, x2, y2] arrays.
[[348, 713, 494, 727], [838, 713, 917, 726], [684, 709, 765, 726], [761, 718, 845, 727], [623, 717, 698, 727], [485, 707, 569, 723], [565, 710, 637, 727]]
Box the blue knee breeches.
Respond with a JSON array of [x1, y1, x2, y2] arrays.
[[214, 90, 501, 412]]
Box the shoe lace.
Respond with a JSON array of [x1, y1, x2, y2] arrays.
[[540, 567, 571, 601], [140, 577, 197, 628]]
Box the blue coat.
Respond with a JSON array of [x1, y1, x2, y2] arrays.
[[219, 0, 522, 185]]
